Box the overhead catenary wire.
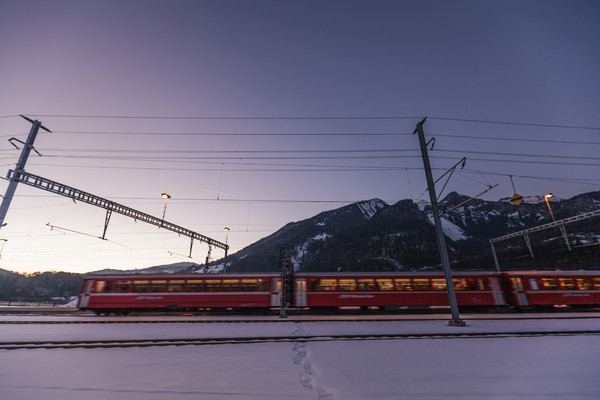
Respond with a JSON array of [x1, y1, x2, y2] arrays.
[[9, 113, 600, 130]]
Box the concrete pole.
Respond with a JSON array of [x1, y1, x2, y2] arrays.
[[415, 119, 465, 326]]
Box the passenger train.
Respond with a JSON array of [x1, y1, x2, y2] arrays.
[[77, 271, 600, 315]]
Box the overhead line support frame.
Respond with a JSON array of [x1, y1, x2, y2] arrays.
[[6, 169, 229, 254]]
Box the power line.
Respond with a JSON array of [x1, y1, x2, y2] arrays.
[[27, 114, 422, 121], [17, 146, 600, 162], [434, 133, 600, 146], [17, 113, 600, 130], [429, 116, 600, 130], [51, 130, 415, 137]]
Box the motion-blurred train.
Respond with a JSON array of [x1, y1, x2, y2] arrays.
[[77, 271, 600, 315]]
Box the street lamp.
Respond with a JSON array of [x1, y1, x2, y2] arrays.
[[224, 227, 230, 268], [161, 193, 171, 224], [544, 193, 571, 251], [544, 193, 555, 221]]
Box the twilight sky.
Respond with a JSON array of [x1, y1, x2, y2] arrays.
[[0, 0, 598, 274]]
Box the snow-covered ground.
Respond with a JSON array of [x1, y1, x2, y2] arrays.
[[0, 317, 599, 399]]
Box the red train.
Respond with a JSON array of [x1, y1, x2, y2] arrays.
[[77, 271, 600, 315]]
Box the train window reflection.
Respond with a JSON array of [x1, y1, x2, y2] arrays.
[[168, 280, 184, 292], [376, 279, 394, 291], [257, 279, 267, 291], [431, 279, 446, 290], [357, 279, 375, 291], [413, 279, 430, 291], [222, 279, 240, 292], [319, 279, 337, 291], [133, 280, 149, 292], [395, 279, 413, 291], [115, 280, 131, 293], [338, 279, 356, 291], [559, 278, 576, 290], [593, 278, 600, 290], [205, 280, 221, 292], [186, 280, 203, 292], [576, 279, 592, 290], [150, 280, 166, 292], [541, 278, 558, 290]]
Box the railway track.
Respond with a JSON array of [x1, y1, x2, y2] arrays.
[[2, 330, 599, 350]]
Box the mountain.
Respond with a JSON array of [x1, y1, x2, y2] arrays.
[[89, 262, 207, 275], [219, 191, 600, 273]]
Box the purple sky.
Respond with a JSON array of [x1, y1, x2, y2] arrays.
[[0, 1, 598, 273]]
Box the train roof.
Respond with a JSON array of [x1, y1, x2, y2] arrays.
[[82, 272, 281, 279], [500, 270, 600, 276]]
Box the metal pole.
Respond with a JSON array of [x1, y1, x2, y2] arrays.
[[415, 119, 465, 326], [279, 247, 288, 319], [0, 118, 49, 228], [224, 227, 230, 269], [490, 240, 500, 272]]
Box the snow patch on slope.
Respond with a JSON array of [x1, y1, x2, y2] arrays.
[[290, 233, 331, 271], [357, 199, 385, 219], [427, 215, 468, 241]]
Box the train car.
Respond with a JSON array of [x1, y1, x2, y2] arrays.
[[77, 273, 279, 315], [502, 271, 600, 308], [294, 272, 508, 311], [77, 270, 600, 315]]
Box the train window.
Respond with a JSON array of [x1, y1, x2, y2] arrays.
[[310, 280, 319, 291], [319, 279, 337, 291], [115, 280, 131, 293], [453, 279, 467, 291], [376, 279, 394, 291], [541, 278, 558, 290], [205, 280, 221, 292], [431, 279, 446, 290], [168, 280, 185, 292], [222, 279, 240, 292], [150, 280, 167, 292], [510, 277, 524, 291], [576, 279, 592, 290], [186, 280, 203, 292], [559, 278, 576, 290], [241, 279, 258, 291], [593, 278, 600, 290], [357, 279, 375, 291], [95, 281, 108, 293], [467, 278, 485, 290], [257, 279, 267, 291], [413, 279, 430, 291], [132, 280, 149, 292], [395, 279, 413, 291], [338, 279, 356, 291]]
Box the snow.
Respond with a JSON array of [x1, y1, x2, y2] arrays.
[[428, 215, 469, 241], [290, 233, 331, 270], [0, 316, 599, 399], [357, 199, 385, 219]]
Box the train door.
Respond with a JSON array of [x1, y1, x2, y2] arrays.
[[295, 278, 307, 307], [270, 278, 282, 307], [78, 279, 93, 308], [488, 277, 506, 305], [510, 277, 529, 306]]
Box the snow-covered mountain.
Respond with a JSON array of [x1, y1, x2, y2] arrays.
[[220, 191, 600, 272]]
